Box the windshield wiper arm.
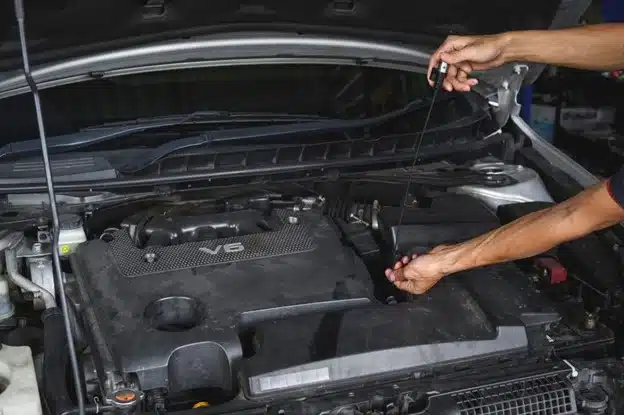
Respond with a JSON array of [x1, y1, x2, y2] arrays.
[[0, 111, 335, 161], [120, 98, 433, 173]]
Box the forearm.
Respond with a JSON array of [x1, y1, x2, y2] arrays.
[[442, 182, 624, 274], [503, 24, 624, 71]]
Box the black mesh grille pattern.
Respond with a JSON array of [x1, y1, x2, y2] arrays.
[[108, 210, 316, 277], [454, 374, 576, 415]]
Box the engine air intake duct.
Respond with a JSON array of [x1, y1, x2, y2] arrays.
[[377, 194, 499, 256], [123, 208, 280, 248]]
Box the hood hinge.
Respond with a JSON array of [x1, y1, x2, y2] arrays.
[[485, 64, 529, 127]]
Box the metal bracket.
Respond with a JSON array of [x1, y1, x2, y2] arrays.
[[28, 256, 55, 309], [16, 239, 52, 259], [489, 64, 529, 127], [9, 238, 56, 310]]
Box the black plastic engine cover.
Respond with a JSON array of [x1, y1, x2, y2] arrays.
[[239, 195, 560, 399], [69, 209, 373, 394]]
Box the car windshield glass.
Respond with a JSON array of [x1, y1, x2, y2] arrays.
[[0, 64, 431, 146]]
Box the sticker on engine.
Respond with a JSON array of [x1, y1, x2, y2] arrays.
[[257, 367, 330, 392]]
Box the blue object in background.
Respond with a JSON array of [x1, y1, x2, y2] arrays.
[[603, 0, 624, 22], [519, 85, 533, 123]]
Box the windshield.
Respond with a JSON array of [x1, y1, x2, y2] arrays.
[[0, 64, 430, 144]]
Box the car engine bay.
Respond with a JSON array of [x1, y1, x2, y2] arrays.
[[0, 158, 623, 414], [0, 0, 618, 411]]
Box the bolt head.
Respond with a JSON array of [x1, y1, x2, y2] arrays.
[[143, 252, 158, 263]]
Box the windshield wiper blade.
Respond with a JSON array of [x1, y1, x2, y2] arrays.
[[0, 111, 335, 161], [120, 98, 433, 173], [80, 111, 332, 130]]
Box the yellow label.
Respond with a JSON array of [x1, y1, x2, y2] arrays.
[[60, 245, 71, 255]]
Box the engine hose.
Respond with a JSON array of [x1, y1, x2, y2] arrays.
[[60, 404, 114, 415], [42, 307, 74, 415]]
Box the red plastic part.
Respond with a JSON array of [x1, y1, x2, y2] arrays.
[[534, 257, 567, 284]]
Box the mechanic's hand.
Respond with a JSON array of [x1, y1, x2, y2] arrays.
[[384, 246, 451, 294], [428, 33, 511, 92]]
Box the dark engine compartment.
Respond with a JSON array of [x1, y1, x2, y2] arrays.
[[60, 181, 618, 413]]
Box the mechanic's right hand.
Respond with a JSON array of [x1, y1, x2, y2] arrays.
[[384, 245, 452, 295], [428, 33, 512, 92]]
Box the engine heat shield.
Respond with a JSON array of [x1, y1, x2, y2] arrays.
[[68, 209, 373, 394]]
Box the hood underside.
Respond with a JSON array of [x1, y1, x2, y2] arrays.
[[0, 0, 590, 73]]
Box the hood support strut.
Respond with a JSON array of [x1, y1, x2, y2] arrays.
[[12, 1, 85, 414]]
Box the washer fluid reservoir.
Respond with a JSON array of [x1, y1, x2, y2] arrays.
[[0, 344, 42, 415]]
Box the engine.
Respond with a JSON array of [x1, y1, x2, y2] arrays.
[[2, 162, 623, 414], [68, 199, 374, 399], [2, 167, 622, 414]]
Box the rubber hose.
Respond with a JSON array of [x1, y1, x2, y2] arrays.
[[42, 307, 74, 415], [60, 404, 114, 415]]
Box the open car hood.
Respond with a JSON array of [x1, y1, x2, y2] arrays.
[[0, 0, 590, 126], [0, 0, 590, 70]]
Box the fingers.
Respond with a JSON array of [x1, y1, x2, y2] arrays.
[[384, 254, 418, 281], [442, 65, 456, 92], [427, 35, 475, 85], [385, 266, 405, 283], [390, 257, 408, 271], [428, 35, 488, 91], [443, 65, 473, 92], [393, 255, 416, 269], [456, 63, 472, 84], [440, 64, 479, 92], [384, 268, 393, 280]]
